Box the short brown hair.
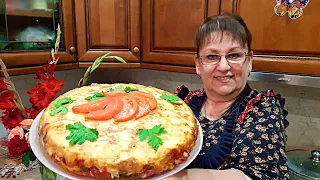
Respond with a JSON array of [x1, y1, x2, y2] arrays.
[[195, 13, 252, 56]]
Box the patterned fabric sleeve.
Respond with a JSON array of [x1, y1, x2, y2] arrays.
[[222, 92, 290, 179]]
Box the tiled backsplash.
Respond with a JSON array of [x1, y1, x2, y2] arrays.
[[1, 68, 319, 150]]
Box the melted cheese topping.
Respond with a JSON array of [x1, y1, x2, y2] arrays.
[[39, 83, 198, 178]]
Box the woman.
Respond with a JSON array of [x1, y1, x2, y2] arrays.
[[168, 13, 289, 179]]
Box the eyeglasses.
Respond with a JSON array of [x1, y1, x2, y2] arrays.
[[198, 51, 249, 65]]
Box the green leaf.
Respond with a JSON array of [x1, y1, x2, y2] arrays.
[[148, 135, 163, 151], [85, 92, 106, 101], [78, 52, 126, 87], [124, 86, 138, 93], [136, 129, 149, 141], [105, 55, 127, 63], [50, 106, 66, 116], [136, 125, 167, 151], [86, 128, 99, 142], [65, 122, 99, 145], [108, 85, 123, 92], [22, 150, 30, 167], [50, 97, 74, 116], [29, 148, 36, 161], [53, 97, 74, 108], [160, 94, 183, 105], [151, 124, 167, 134]]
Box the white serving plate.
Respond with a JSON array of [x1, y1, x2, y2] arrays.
[[30, 110, 203, 180]]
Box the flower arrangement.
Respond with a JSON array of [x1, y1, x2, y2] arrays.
[[0, 25, 126, 178]]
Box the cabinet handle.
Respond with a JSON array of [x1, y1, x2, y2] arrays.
[[133, 47, 139, 53], [69, 47, 76, 54]]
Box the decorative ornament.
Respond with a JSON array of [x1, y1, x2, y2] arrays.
[[274, 0, 309, 19]]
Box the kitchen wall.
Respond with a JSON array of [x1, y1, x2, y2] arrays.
[[1, 68, 319, 151]]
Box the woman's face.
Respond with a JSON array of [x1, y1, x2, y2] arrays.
[[195, 32, 252, 98]]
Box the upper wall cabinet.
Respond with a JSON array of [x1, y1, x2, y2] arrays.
[[0, 0, 76, 69], [221, 0, 320, 76], [141, 0, 220, 67], [75, 0, 140, 63]]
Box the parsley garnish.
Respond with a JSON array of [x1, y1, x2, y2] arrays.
[[108, 85, 123, 92], [136, 124, 167, 151], [50, 97, 74, 116], [85, 92, 105, 101], [160, 94, 182, 105], [107, 85, 138, 93], [124, 87, 138, 93], [65, 122, 99, 145]]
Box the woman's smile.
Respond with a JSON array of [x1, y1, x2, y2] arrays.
[[213, 75, 233, 83]]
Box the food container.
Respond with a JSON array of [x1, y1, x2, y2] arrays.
[[287, 149, 320, 179]]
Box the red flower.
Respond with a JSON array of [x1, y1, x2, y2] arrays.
[[7, 135, 29, 157], [0, 78, 7, 91], [1, 108, 25, 130], [43, 63, 57, 77], [27, 77, 64, 109], [26, 107, 43, 119], [0, 91, 16, 109], [35, 69, 48, 80], [35, 63, 57, 80], [39, 76, 64, 95], [27, 84, 46, 109]]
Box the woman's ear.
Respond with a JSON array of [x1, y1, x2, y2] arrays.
[[194, 55, 201, 77], [247, 51, 253, 76], [249, 51, 253, 71]]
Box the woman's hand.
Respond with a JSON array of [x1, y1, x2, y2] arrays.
[[164, 169, 248, 180]]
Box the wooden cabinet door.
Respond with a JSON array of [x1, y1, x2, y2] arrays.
[[142, 0, 220, 67], [0, 0, 76, 70], [75, 0, 140, 63], [221, 0, 320, 76]]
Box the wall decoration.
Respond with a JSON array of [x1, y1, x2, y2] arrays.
[[274, 0, 309, 19]]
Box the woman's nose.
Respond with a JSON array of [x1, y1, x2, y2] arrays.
[[216, 56, 231, 71]]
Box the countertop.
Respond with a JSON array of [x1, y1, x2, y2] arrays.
[[0, 148, 41, 180]]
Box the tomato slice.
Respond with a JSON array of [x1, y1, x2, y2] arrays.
[[128, 91, 157, 110], [72, 96, 112, 113], [85, 98, 123, 120], [103, 91, 127, 97], [129, 95, 151, 119], [114, 96, 138, 122]]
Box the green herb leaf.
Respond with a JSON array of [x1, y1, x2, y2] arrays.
[[148, 135, 163, 151], [136, 129, 149, 141], [151, 124, 167, 134], [50, 97, 74, 116], [124, 86, 138, 93], [52, 97, 74, 108], [160, 94, 183, 105], [85, 92, 105, 101], [65, 122, 99, 145], [108, 85, 123, 92], [50, 106, 68, 116], [136, 124, 167, 151]]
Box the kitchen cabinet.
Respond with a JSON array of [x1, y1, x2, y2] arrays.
[[141, 0, 220, 67], [0, 0, 76, 71], [75, 0, 140, 65], [1, 0, 320, 78], [75, 0, 219, 69], [220, 0, 320, 76]]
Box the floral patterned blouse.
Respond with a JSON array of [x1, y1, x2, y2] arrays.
[[175, 85, 290, 180]]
